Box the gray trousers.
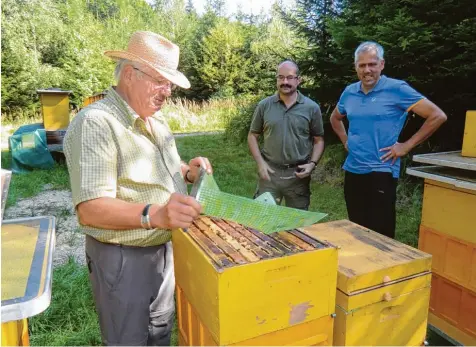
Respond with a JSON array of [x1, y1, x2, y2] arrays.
[[255, 165, 311, 210], [85, 235, 175, 346]]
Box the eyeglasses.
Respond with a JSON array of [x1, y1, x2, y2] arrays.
[[276, 75, 299, 81], [132, 67, 176, 91]]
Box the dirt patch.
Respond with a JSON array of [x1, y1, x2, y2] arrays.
[[4, 188, 85, 267]]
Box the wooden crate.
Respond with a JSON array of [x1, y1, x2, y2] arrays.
[[301, 220, 432, 346], [429, 273, 476, 344], [173, 216, 338, 346], [419, 225, 476, 292]]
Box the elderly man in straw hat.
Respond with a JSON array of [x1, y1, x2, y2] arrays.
[[64, 31, 213, 346]]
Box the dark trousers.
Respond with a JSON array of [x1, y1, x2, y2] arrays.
[[344, 171, 398, 239], [85, 236, 175, 346]]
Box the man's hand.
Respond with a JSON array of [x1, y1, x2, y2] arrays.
[[258, 161, 275, 181], [379, 142, 411, 164], [187, 156, 213, 183], [344, 140, 348, 151], [151, 193, 202, 229], [295, 163, 315, 178]]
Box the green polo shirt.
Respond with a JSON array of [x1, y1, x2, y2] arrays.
[[250, 91, 324, 165]]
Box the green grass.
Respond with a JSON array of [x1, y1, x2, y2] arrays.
[[28, 258, 101, 346], [3, 134, 427, 345], [1, 151, 70, 208], [162, 97, 252, 133]]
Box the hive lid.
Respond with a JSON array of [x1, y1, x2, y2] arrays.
[[37, 88, 72, 95], [406, 165, 476, 191], [1, 216, 56, 322], [187, 216, 330, 269], [300, 220, 432, 294], [411, 151, 476, 171]]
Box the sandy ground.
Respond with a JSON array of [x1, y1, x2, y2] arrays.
[[4, 188, 85, 267]]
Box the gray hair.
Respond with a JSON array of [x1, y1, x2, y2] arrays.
[[114, 59, 139, 83], [354, 41, 384, 63]]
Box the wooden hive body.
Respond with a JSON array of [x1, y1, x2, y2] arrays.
[[173, 216, 338, 346], [301, 220, 432, 346]]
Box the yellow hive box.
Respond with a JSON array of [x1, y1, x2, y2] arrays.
[[462, 110, 476, 158], [37, 89, 72, 131], [172, 216, 338, 346], [421, 180, 476, 244], [302, 220, 432, 346]]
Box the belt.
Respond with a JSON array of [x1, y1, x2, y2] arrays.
[[266, 159, 308, 169]]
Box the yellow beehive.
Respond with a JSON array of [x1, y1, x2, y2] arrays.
[[301, 220, 432, 346], [421, 180, 476, 244], [412, 169, 476, 345], [172, 216, 338, 346], [37, 89, 72, 131], [82, 91, 108, 108], [462, 110, 476, 158]]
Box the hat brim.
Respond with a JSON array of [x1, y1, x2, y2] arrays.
[[104, 50, 191, 89]]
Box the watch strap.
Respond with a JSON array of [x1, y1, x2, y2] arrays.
[[141, 204, 153, 229]]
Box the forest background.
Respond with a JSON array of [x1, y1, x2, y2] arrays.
[[2, 0, 476, 150]]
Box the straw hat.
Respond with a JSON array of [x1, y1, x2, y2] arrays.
[[104, 31, 190, 89]]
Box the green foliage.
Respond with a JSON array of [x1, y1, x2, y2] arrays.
[[196, 18, 276, 98], [3, 0, 474, 153], [223, 94, 265, 144], [161, 97, 249, 132], [279, 0, 349, 108]]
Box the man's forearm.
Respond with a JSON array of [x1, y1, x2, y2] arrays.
[[77, 197, 153, 230], [404, 113, 446, 150], [310, 136, 325, 163], [330, 117, 347, 145], [247, 132, 265, 165]]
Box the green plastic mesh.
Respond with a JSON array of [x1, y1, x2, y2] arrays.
[[192, 172, 328, 234]]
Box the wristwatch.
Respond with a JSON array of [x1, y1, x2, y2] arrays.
[[309, 160, 318, 168], [141, 204, 153, 229]]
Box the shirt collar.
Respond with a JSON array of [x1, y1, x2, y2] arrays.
[[273, 90, 305, 104]]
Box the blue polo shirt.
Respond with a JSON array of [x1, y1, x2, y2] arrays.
[[337, 75, 425, 178]]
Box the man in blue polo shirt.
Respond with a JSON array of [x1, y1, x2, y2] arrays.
[[330, 41, 447, 238]]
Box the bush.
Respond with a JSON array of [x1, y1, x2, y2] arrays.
[[312, 144, 347, 187], [224, 94, 265, 144]]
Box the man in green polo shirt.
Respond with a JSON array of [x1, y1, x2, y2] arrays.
[[248, 60, 325, 210]]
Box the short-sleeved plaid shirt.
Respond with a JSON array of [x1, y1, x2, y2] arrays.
[[64, 87, 187, 247]]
